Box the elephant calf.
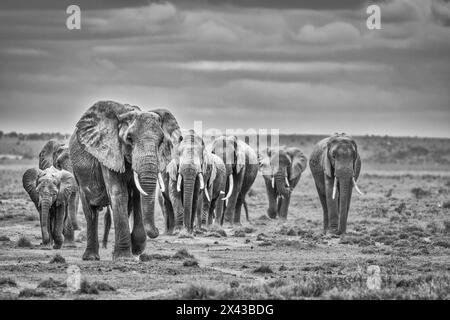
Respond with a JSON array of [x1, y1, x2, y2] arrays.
[[39, 139, 80, 231], [309, 133, 363, 235], [259, 146, 307, 219], [23, 166, 77, 248]]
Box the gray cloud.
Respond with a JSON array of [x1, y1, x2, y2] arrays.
[[0, 0, 449, 137]]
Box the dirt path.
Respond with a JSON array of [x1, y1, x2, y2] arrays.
[[1, 165, 450, 299]]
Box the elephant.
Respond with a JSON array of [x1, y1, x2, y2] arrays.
[[309, 133, 363, 235], [69, 101, 179, 260], [22, 166, 77, 248], [259, 146, 307, 219], [39, 140, 81, 231], [201, 152, 227, 226], [211, 136, 258, 225], [164, 130, 210, 233]]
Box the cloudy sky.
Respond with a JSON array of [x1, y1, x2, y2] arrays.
[[0, 0, 449, 137]]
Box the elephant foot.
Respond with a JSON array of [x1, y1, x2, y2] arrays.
[[267, 209, 277, 219], [53, 242, 63, 250], [165, 228, 175, 236], [113, 248, 133, 261], [327, 228, 340, 238], [64, 239, 77, 248], [145, 226, 159, 239], [82, 249, 100, 261], [178, 230, 194, 239], [131, 240, 146, 256], [40, 243, 52, 250], [102, 241, 108, 249]]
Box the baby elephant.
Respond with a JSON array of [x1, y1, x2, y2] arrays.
[[22, 166, 77, 248], [259, 146, 307, 219], [309, 133, 363, 235]]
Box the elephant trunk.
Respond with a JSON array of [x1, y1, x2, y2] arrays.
[[182, 167, 197, 232], [337, 176, 353, 234], [274, 173, 289, 198], [40, 197, 51, 244], [138, 162, 159, 239]]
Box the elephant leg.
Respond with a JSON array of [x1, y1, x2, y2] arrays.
[[163, 191, 175, 235], [102, 207, 112, 249], [315, 184, 329, 232], [279, 194, 291, 219], [169, 180, 183, 232], [52, 205, 66, 249], [157, 191, 167, 231], [207, 198, 216, 226], [325, 177, 339, 234], [195, 192, 203, 230], [68, 192, 80, 231], [201, 196, 209, 226], [101, 168, 132, 261], [223, 172, 244, 224], [131, 191, 146, 256], [80, 192, 100, 260], [264, 179, 278, 219], [234, 194, 246, 225], [277, 197, 282, 217], [63, 208, 75, 247], [215, 199, 224, 226]]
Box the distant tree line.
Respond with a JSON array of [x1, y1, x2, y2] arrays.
[[0, 131, 70, 141]]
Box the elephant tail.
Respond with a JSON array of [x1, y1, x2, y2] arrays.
[[243, 200, 249, 222]]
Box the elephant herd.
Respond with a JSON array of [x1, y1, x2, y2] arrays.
[[22, 100, 363, 261]]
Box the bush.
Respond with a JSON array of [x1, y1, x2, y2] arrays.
[[17, 236, 32, 248], [173, 249, 194, 260]]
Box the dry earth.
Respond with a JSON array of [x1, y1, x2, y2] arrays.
[[1, 161, 449, 300]]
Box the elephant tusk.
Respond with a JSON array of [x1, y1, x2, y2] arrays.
[[332, 177, 337, 200], [176, 174, 182, 192], [158, 172, 165, 193], [198, 173, 205, 190], [220, 191, 225, 194], [129, 213, 134, 231], [221, 174, 233, 201], [204, 188, 211, 202], [271, 176, 275, 189], [133, 171, 148, 196], [285, 176, 290, 188], [353, 177, 364, 196]]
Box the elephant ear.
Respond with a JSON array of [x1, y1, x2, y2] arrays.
[[76, 101, 137, 173], [286, 148, 307, 181], [166, 159, 178, 181], [322, 147, 333, 178], [39, 140, 62, 170], [151, 109, 181, 171], [22, 168, 42, 207], [351, 140, 359, 177], [52, 144, 67, 167], [205, 153, 217, 189], [56, 170, 77, 206], [234, 139, 246, 174], [258, 152, 271, 176]]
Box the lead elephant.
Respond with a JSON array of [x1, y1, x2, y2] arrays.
[[309, 133, 363, 235], [22, 166, 77, 248], [39, 140, 80, 231], [69, 101, 179, 260], [211, 136, 258, 225], [259, 146, 307, 219]]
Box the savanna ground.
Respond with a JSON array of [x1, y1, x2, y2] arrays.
[[0, 135, 450, 300]]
